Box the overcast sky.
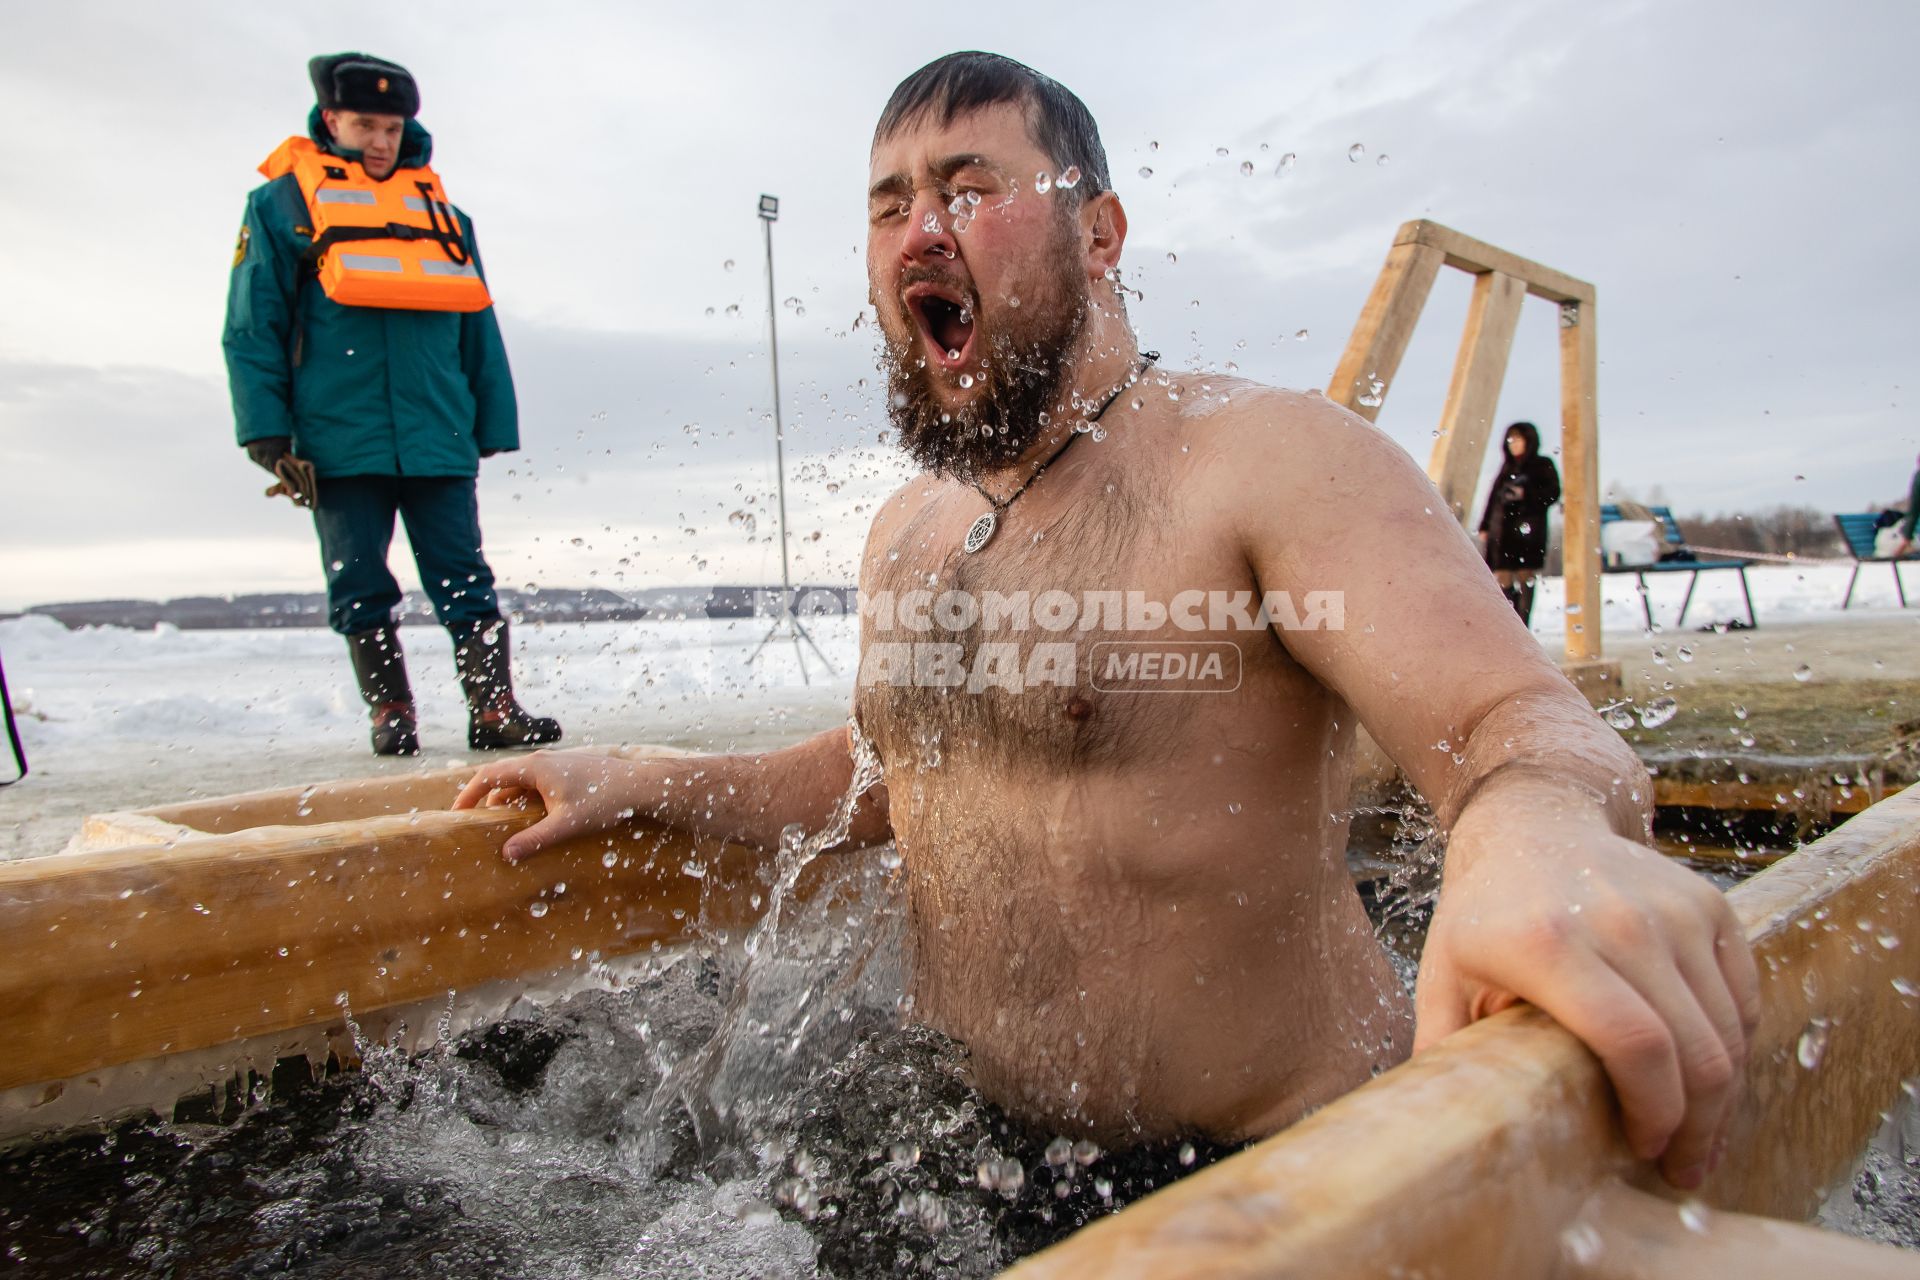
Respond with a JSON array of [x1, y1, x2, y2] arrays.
[[2, 0, 1914, 611]]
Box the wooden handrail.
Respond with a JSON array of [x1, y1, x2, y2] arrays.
[[1005, 783, 1920, 1277]]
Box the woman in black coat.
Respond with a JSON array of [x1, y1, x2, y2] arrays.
[[1477, 421, 1561, 624]]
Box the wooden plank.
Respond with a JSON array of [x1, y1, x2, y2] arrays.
[[111, 747, 687, 840], [1654, 776, 1881, 817], [1426, 269, 1526, 521], [138, 768, 475, 835], [1326, 239, 1444, 422], [0, 808, 772, 1094], [1562, 1181, 1919, 1279], [1561, 295, 1604, 663], [1008, 782, 1920, 1279], [1397, 219, 1595, 305]]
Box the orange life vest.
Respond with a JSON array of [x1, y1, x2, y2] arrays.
[[258, 136, 493, 313]]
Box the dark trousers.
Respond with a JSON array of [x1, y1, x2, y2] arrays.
[[312, 475, 499, 636]]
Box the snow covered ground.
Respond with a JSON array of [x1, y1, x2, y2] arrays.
[[0, 612, 859, 861], [2, 561, 1914, 860]]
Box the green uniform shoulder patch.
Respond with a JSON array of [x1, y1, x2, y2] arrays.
[[231, 223, 250, 269]]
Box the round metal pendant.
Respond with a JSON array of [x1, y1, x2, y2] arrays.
[[963, 511, 998, 554]]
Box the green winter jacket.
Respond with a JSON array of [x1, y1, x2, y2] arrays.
[[222, 108, 518, 478]]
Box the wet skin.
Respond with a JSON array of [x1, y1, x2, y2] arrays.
[[852, 382, 1415, 1142], [460, 103, 1760, 1188]]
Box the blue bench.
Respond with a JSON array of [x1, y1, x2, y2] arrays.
[[1834, 512, 1914, 609], [1600, 504, 1756, 631]]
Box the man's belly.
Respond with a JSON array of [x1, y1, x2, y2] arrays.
[[891, 767, 1413, 1144]]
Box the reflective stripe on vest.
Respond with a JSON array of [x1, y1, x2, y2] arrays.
[[256, 135, 493, 314]]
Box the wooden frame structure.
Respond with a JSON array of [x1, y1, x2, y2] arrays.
[[1328, 220, 1607, 681], [4, 768, 1917, 1273]]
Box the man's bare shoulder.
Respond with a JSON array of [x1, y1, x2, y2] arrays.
[[1156, 377, 1415, 503], [858, 472, 957, 585]]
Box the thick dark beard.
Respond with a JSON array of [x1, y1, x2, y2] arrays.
[[880, 239, 1091, 479]]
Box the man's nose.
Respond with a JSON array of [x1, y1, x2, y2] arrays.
[[899, 190, 958, 264]]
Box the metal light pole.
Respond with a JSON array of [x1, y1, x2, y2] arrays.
[[746, 193, 834, 681]]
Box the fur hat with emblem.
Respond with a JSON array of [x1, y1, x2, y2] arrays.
[[308, 52, 420, 118]]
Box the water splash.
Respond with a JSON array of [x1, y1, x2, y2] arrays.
[[649, 721, 892, 1144]]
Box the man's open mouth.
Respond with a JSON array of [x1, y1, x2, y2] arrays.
[[905, 283, 977, 370]]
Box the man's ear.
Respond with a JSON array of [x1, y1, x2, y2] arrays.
[[320, 108, 340, 139], [1082, 191, 1127, 282]]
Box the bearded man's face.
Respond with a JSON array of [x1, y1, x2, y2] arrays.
[[866, 102, 1098, 477]]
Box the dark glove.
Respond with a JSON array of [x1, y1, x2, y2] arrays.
[[245, 437, 292, 474], [266, 454, 319, 508]]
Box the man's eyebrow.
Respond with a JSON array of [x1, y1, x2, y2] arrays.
[[931, 153, 1002, 180], [868, 154, 1008, 202], [868, 172, 911, 202]]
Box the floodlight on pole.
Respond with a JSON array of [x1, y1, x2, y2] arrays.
[[746, 193, 834, 682]]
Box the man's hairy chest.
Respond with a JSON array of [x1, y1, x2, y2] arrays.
[[854, 461, 1317, 777]]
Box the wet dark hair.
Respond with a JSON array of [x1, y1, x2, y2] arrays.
[[874, 52, 1112, 200], [1504, 421, 1541, 459]]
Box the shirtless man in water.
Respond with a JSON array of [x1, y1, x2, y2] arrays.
[[459, 52, 1758, 1191]]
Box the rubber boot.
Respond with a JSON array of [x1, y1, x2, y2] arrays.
[[450, 618, 562, 751], [345, 626, 420, 756]]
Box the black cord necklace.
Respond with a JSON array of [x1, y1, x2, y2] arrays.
[[962, 351, 1158, 555]]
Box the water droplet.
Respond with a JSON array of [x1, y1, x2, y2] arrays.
[[1560, 1222, 1604, 1266], [1348, 143, 1366, 162], [1215, 146, 1230, 157], [681, 858, 706, 878], [1677, 645, 1694, 662], [1276, 152, 1297, 175], [1893, 976, 1918, 997], [976, 1157, 1025, 1195], [1793, 664, 1813, 682], [1376, 153, 1391, 167], [1138, 166, 1154, 180], [1638, 697, 1679, 729], [1605, 706, 1636, 730], [528, 900, 549, 918], [1177, 1142, 1196, 1167], [1294, 328, 1309, 341], [1044, 1136, 1074, 1167], [958, 373, 974, 389], [1165, 251, 1178, 265], [922, 211, 941, 234], [1034, 171, 1052, 194], [1073, 1139, 1101, 1166], [1239, 160, 1255, 176], [1057, 166, 1082, 189], [1796, 1018, 1829, 1069], [723, 259, 735, 271], [889, 1141, 921, 1168], [1678, 1200, 1710, 1234], [601, 850, 618, 868]]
